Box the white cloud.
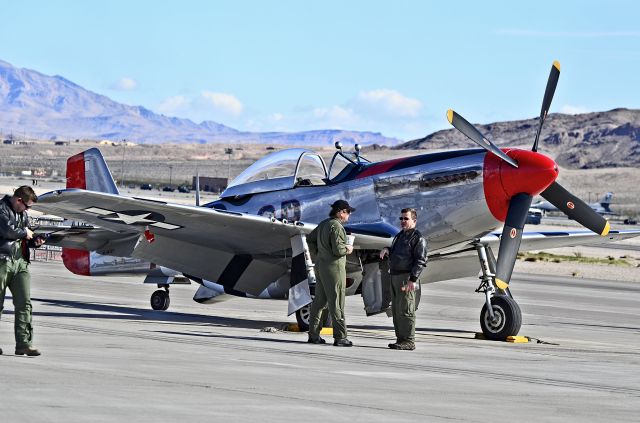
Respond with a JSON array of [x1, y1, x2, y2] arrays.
[[354, 89, 422, 118], [111, 77, 138, 91], [157, 95, 190, 115], [560, 105, 591, 115], [201, 91, 243, 116], [271, 112, 284, 121], [312, 105, 357, 122]]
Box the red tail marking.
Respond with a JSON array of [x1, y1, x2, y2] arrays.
[[61, 248, 91, 276], [67, 152, 86, 189]]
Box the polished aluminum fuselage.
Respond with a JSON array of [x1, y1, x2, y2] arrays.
[[212, 150, 500, 253]]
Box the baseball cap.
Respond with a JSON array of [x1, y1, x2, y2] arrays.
[[331, 199, 356, 213]]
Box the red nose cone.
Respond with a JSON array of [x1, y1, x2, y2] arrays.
[[483, 149, 558, 222]]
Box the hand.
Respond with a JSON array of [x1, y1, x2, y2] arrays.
[[379, 247, 389, 260], [346, 245, 354, 254], [34, 236, 46, 247], [401, 281, 417, 292], [26, 228, 34, 240]]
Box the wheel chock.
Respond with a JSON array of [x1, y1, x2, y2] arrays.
[[506, 336, 529, 343], [474, 333, 530, 343], [320, 327, 333, 335], [284, 324, 333, 335]]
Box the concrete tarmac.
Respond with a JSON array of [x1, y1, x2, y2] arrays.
[[1, 261, 639, 422]]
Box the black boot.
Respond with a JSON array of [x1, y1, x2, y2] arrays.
[[333, 338, 353, 347]]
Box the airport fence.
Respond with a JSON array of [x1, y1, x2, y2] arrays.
[[30, 245, 63, 262]]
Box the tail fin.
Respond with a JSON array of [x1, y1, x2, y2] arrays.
[[67, 148, 119, 194]]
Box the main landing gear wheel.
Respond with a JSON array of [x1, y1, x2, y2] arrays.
[[295, 304, 311, 331], [295, 303, 332, 332], [151, 289, 170, 311], [480, 295, 521, 340]]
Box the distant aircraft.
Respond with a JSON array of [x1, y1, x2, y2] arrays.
[[34, 61, 640, 341], [532, 192, 617, 216]]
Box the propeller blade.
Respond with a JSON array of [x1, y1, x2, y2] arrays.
[[540, 182, 611, 236], [447, 109, 518, 168], [532, 61, 561, 152], [495, 193, 533, 290]]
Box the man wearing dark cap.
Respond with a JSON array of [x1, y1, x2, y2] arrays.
[[0, 185, 45, 356], [306, 199, 355, 347]]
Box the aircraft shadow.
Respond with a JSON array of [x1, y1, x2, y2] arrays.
[[22, 297, 288, 330]]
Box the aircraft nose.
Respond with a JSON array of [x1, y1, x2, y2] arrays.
[[483, 149, 559, 222]]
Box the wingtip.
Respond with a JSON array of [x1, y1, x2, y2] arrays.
[[446, 109, 454, 124], [553, 60, 561, 71]]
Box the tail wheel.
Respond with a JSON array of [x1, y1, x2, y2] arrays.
[[480, 295, 521, 340], [151, 289, 170, 311]]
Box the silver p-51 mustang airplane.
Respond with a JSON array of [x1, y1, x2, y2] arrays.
[[35, 61, 640, 340]]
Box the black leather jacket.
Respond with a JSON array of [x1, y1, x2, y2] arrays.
[[389, 228, 427, 281], [0, 195, 31, 260]]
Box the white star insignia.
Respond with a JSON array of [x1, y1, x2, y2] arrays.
[[103, 212, 156, 225]]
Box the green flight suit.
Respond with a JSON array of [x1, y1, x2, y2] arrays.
[[0, 257, 32, 348], [390, 273, 417, 343], [0, 198, 34, 349], [306, 217, 349, 340]]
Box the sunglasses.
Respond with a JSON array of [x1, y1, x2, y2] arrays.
[[18, 198, 32, 210], [399, 217, 411, 221]]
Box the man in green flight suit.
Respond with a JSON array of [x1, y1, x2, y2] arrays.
[[0, 185, 45, 356], [306, 200, 355, 347]]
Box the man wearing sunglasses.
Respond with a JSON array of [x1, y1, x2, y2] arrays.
[[306, 199, 355, 347], [0, 185, 45, 356], [379, 208, 427, 350]]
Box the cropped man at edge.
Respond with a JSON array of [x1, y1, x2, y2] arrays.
[[0, 185, 45, 356], [380, 207, 427, 351], [306, 200, 355, 347]]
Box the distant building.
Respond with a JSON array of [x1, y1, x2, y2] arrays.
[[192, 176, 228, 193], [54, 141, 71, 146]]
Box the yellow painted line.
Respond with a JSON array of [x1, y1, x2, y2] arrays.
[[601, 221, 611, 236], [446, 109, 454, 124]]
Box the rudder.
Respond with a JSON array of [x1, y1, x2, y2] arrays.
[[67, 148, 119, 194]]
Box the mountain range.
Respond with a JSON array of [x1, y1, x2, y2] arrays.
[[0, 60, 398, 146], [399, 108, 640, 168], [1, 59, 638, 168]]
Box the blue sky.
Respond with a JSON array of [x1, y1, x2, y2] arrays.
[[3, 1, 640, 140]]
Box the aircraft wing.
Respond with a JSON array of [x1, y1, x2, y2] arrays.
[[424, 229, 640, 283], [34, 189, 390, 294]]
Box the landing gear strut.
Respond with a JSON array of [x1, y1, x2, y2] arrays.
[[150, 284, 171, 311], [475, 244, 521, 340]]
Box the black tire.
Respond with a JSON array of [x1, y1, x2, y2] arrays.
[[151, 290, 170, 311], [480, 295, 521, 340], [295, 305, 311, 331]]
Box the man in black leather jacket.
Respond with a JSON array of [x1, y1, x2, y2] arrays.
[[380, 207, 427, 350], [0, 186, 44, 356]]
